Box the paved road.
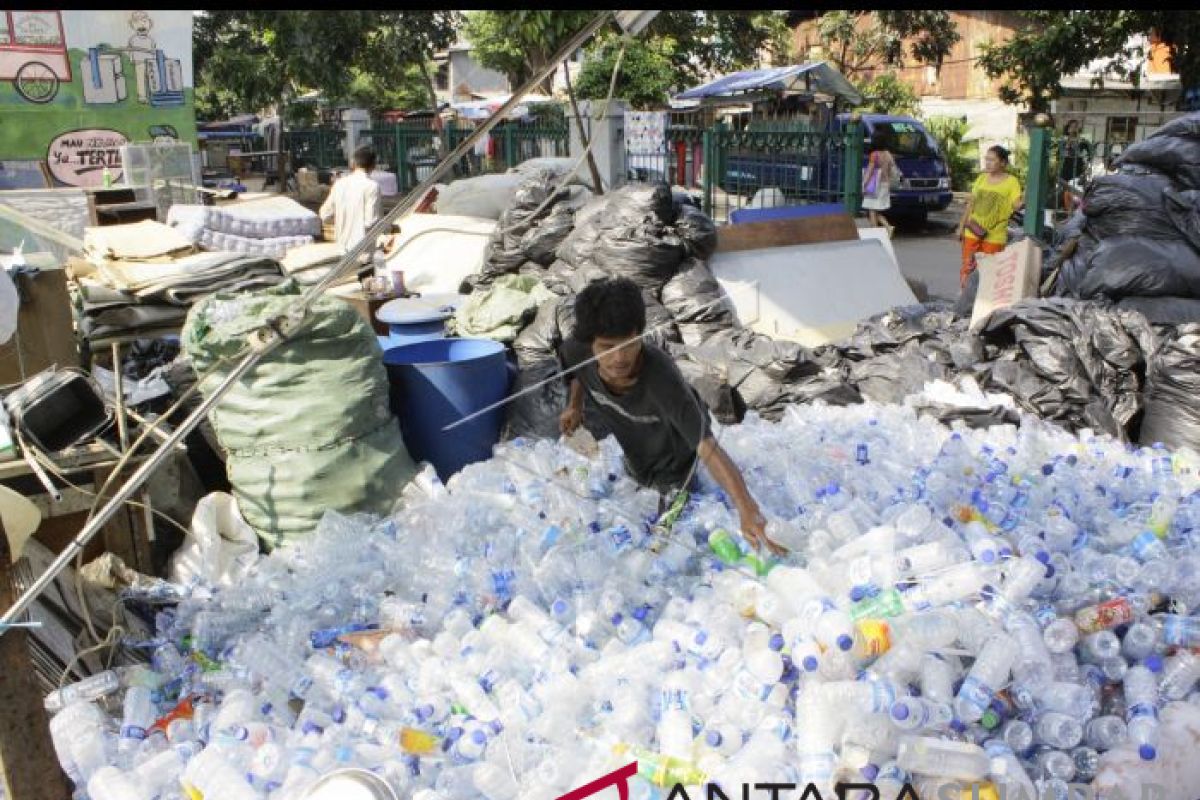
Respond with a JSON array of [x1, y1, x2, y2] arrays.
[[890, 197, 966, 302]]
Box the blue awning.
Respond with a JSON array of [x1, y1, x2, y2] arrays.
[[674, 62, 862, 107]]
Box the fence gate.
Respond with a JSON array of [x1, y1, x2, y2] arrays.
[[624, 116, 864, 224]]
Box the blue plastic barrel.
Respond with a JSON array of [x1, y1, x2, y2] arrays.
[[375, 296, 458, 349], [383, 338, 513, 481]]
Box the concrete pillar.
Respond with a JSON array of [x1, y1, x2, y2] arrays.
[[570, 99, 630, 192], [342, 108, 372, 164]]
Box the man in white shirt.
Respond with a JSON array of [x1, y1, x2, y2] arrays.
[[319, 146, 383, 257]]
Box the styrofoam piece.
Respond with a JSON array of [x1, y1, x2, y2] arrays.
[[857, 226, 900, 271], [710, 238, 918, 347]]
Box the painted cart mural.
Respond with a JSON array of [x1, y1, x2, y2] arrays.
[[0, 10, 196, 188]]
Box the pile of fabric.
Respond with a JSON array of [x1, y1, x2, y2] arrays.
[[167, 196, 322, 259], [1052, 112, 1200, 324], [71, 220, 285, 341]]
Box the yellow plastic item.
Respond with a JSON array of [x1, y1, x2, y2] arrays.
[[959, 781, 999, 800], [398, 727, 442, 756]]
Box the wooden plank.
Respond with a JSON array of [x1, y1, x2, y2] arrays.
[[0, 269, 79, 385], [0, 518, 72, 800], [715, 213, 860, 254]]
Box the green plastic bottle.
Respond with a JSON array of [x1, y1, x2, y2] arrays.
[[708, 528, 742, 565], [849, 587, 906, 621], [616, 744, 707, 787]]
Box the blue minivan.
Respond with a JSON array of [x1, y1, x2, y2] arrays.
[[849, 114, 953, 220], [717, 113, 953, 222]]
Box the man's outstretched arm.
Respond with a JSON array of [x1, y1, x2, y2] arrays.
[[697, 437, 785, 555]]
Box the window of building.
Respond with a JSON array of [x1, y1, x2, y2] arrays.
[[435, 62, 449, 93], [11, 11, 61, 46], [0, 13, 10, 44], [1106, 116, 1138, 144]]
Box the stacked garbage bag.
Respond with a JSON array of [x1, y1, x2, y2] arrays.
[[46, 401, 1200, 800], [1052, 113, 1200, 325]]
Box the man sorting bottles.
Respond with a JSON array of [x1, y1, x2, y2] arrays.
[[558, 277, 785, 554]]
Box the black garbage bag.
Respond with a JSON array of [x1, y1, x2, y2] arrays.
[[1117, 112, 1200, 188], [643, 294, 681, 348], [1138, 324, 1200, 451], [847, 348, 950, 406], [1082, 172, 1180, 240], [557, 214, 603, 268], [978, 298, 1156, 438], [1077, 236, 1200, 299], [506, 358, 567, 440], [660, 258, 736, 331], [604, 182, 678, 226], [513, 297, 563, 368], [590, 222, 687, 292], [1117, 295, 1200, 325], [845, 303, 966, 359], [520, 203, 576, 266], [673, 357, 741, 425], [675, 204, 719, 260], [1164, 189, 1200, 252]]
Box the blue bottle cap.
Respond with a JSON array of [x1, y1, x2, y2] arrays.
[[850, 587, 866, 602], [611, 614, 623, 626], [769, 633, 785, 651], [802, 656, 819, 672], [706, 730, 722, 746], [837, 634, 854, 652], [1035, 550, 1051, 564], [551, 599, 568, 616], [1139, 744, 1157, 761], [980, 550, 996, 564], [861, 764, 879, 781], [950, 719, 966, 733], [1145, 655, 1164, 673], [471, 730, 487, 745], [694, 631, 708, 645], [891, 703, 910, 721]]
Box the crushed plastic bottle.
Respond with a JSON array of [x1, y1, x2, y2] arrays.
[[39, 401, 1200, 799]]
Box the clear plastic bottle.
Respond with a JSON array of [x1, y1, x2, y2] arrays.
[[1124, 660, 1162, 761], [955, 632, 1017, 723], [1042, 618, 1080, 655], [1084, 715, 1128, 750], [984, 738, 1038, 800], [1033, 712, 1083, 749], [44, 671, 121, 714], [896, 735, 990, 782], [1159, 650, 1200, 701], [890, 697, 953, 733]]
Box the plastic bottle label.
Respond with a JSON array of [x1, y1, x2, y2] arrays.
[[1075, 598, 1134, 633], [855, 620, 891, 658], [958, 675, 993, 714]]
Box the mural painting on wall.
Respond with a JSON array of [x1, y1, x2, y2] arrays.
[[0, 9, 195, 188]]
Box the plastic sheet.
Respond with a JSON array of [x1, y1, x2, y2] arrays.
[[1116, 111, 1200, 189], [1137, 324, 1200, 452]]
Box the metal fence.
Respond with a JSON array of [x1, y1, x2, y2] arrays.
[[626, 120, 864, 224], [281, 127, 346, 171], [287, 121, 569, 192]]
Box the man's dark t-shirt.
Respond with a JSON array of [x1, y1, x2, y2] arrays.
[[560, 340, 711, 492]]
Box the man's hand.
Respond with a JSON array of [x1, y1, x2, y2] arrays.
[[738, 503, 787, 556], [559, 405, 583, 437]]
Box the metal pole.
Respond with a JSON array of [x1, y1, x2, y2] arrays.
[[0, 349, 263, 628], [0, 10, 619, 634]]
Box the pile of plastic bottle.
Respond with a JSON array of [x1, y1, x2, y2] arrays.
[[44, 401, 1200, 800]]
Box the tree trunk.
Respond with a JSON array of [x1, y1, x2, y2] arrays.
[[563, 60, 606, 195], [416, 56, 439, 111]]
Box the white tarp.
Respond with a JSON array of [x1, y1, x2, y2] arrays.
[[384, 213, 497, 296], [710, 238, 917, 347]]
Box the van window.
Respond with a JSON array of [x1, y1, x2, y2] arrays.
[[869, 121, 938, 157]]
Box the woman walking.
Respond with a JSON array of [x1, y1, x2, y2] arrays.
[[862, 130, 898, 236], [957, 145, 1024, 288]]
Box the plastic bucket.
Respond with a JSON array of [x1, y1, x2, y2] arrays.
[[383, 338, 512, 481]]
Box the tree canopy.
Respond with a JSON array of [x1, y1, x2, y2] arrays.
[[813, 11, 960, 78], [978, 11, 1200, 113], [193, 10, 459, 120], [464, 11, 793, 107]]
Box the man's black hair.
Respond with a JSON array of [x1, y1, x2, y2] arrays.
[[572, 277, 646, 343], [353, 145, 377, 171]]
